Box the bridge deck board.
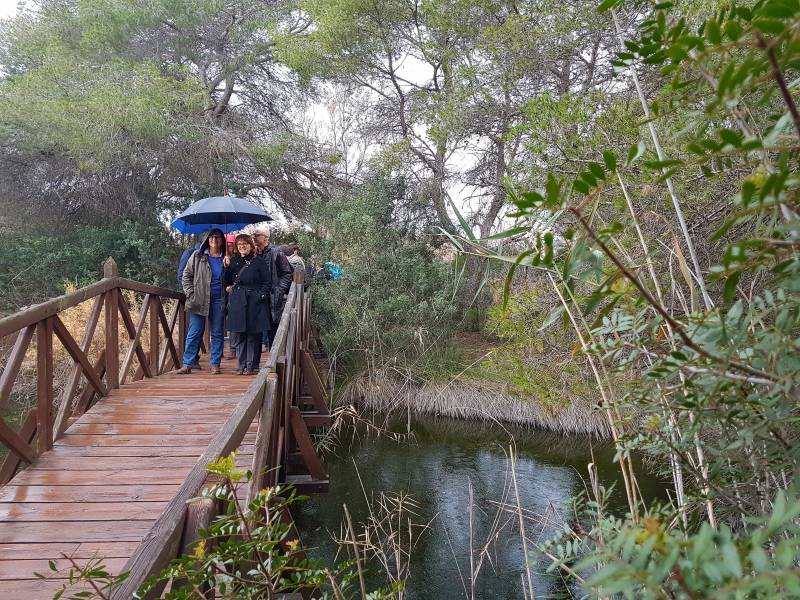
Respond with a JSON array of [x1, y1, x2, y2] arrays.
[[0, 355, 261, 597]]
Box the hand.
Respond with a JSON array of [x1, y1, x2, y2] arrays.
[[225, 285, 233, 293], [223, 256, 231, 267]]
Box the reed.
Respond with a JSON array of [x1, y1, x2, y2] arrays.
[[339, 371, 611, 437]]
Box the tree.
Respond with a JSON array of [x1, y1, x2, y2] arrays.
[[0, 0, 339, 226]]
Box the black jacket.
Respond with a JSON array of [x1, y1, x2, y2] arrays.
[[224, 253, 271, 334], [259, 245, 293, 324]]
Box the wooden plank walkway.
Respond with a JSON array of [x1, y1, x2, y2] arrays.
[[0, 354, 261, 599]]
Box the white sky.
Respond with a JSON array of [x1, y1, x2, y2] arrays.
[[0, 1, 17, 18]]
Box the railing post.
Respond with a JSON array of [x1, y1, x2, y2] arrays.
[[36, 317, 53, 454], [149, 296, 160, 376], [103, 258, 120, 390]]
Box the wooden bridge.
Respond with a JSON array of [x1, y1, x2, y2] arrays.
[[0, 260, 330, 599]]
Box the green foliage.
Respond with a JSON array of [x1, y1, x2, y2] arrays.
[[44, 457, 397, 600], [454, 0, 800, 595], [137, 480, 327, 599], [545, 487, 800, 599], [0, 221, 180, 312], [480, 288, 593, 410], [1, 57, 204, 167], [300, 175, 460, 372]]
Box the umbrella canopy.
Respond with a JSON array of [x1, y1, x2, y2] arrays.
[[170, 196, 272, 234]]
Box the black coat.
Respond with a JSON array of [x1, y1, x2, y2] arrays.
[[224, 254, 271, 334], [258, 245, 293, 325]]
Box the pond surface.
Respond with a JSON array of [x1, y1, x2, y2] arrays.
[[293, 414, 668, 600]]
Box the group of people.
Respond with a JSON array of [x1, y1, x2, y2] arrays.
[[176, 227, 301, 376]]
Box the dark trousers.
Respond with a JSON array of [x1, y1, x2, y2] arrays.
[[233, 332, 262, 371]]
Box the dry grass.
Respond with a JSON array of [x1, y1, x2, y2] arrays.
[[338, 370, 612, 438], [0, 285, 181, 432]]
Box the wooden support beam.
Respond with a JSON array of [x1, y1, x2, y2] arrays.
[[36, 318, 54, 454], [156, 301, 180, 372], [104, 290, 120, 390], [0, 415, 36, 465], [52, 296, 103, 439], [149, 296, 160, 376], [248, 374, 277, 504], [0, 409, 36, 485], [0, 325, 34, 412], [300, 413, 331, 428], [52, 316, 107, 400], [178, 300, 186, 362], [289, 407, 326, 481], [117, 293, 153, 383], [284, 474, 329, 494], [173, 495, 216, 595], [73, 349, 106, 416], [301, 351, 329, 416]]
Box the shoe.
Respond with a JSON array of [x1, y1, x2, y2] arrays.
[[210, 366, 221, 375], [245, 369, 258, 375], [175, 366, 192, 375], [236, 368, 245, 375]]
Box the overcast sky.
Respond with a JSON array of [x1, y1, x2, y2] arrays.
[[0, 1, 17, 18]]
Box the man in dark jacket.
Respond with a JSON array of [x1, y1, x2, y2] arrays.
[[252, 227, 292, 348], [177, 238, 203, 289]]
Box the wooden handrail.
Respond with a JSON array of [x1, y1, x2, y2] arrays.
[[113, 274, 305, 599], [0, 264, 328, 597], [110, 367, 272, 600], [0, 277, 182, 339], [0, 258, 187, 482]]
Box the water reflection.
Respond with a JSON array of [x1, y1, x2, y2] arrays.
[[294, 414, 667, 599]]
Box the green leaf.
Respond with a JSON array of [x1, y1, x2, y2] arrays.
[[602, 150, 618, 172], [626, 141, 646, 164], [540, 304, 566, 330], [706, 20, 722, 44], [719, 128, 743, 147], [448, 197, 476, 242], [722, 541, 743, 578], [480, 226, 529, 241], [723, 271, 742, 303], [545, 173, 562, 206], [753, 19, 786, 33], [588, 162, 606, 180], [725, 20, 742, 40], [597, 0, 623, 12], [759, 1, 797, 18]]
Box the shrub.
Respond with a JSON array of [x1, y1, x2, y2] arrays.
[[299, 176, 460, 375]]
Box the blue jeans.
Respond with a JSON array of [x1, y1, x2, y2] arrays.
[[183, 299, 224, 367]]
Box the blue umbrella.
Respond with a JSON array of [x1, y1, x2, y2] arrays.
[[170, 196, 272, 234]]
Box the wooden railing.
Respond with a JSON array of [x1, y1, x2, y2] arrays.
[[0, 258, 185, 484], [0, 262, 329, 597], [109, 268, 330, 599]]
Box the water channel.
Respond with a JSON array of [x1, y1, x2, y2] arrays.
[[294, 414, 669, 599]]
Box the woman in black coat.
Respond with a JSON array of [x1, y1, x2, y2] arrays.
[[224, 234, 272, 375]]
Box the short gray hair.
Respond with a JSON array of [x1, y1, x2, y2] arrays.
[[252, 227, 270, 240]]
